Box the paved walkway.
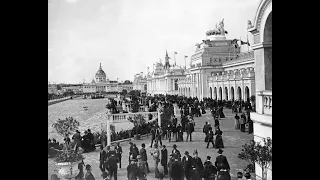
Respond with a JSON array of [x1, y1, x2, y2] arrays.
[[48, 108, 254, 180]]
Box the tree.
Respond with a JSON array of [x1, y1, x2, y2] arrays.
[[128, 114, 146, 140], [238, 137, 272, 180]]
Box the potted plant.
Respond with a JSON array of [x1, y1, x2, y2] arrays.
[[51, 117, 84, 180], [238, 137, 272, 180]]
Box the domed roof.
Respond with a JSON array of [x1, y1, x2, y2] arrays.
[[95, 63, 106, 76]]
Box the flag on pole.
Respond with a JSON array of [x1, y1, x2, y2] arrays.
[[241, 40, 250, 46], [174, 51, 178, 54], [184, 55, 188, 58]]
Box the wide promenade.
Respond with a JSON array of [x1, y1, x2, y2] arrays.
[[48, 108, 254, 180]]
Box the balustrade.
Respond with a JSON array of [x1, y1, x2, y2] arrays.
[[258, 90, 272, 115], [107, 111, 159, 123]]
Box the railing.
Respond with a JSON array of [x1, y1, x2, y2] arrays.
[[107, 111, 159, 123], [258, 90, 272, 115]]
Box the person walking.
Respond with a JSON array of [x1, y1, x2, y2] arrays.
[[106, 151, 118, 180], [72, 130, 82, 153], [206, 127, 215, 148], [161, 145, 168, 176], [215, 149, 231, 180], [139, 143, 150, 173], [192, 150, 204, 177], [234, 113, 240, 130], [85, 164, 95, 180], [114, 142, 122, 169], [182, 151, 193, 180], [171, 155, 184, 180], [151, 144, 160, 175], [99, 145, 107, 172], [239, 114, 245, 132]]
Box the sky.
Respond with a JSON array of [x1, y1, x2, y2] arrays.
[[48, 0, 260, 84]]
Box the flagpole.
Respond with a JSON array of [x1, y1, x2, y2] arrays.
[[174, 52, 176, 66], [247, 31, 249, 51]]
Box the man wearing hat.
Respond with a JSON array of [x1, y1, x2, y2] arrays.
[[114, 142, 122, 169], [137, 155, 147, 180], [127, 158, 138, 180], [171, 155, 184, 180], [192, 150, 204, 176], [172, 144, 181, 159], [72, 130, 82, 153], [99, 145, 107, 172], [139, 143, 150, 173], [215, 149, 230, 171], [182, 151, 193, 180]]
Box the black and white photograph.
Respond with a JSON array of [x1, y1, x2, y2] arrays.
[[48, 0, 272, 179]]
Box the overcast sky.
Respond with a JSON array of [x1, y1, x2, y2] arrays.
[[48, 0, 259, 84]]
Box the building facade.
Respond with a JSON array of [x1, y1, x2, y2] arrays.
[[133, 72, 148, 93], [82, 64, 119, 93], [118, 82, 133, 93], [178, 22, 255, 101], [146, 51, 186, 96], [248, 0, 272, 179]]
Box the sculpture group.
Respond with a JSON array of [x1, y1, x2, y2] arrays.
[[206, 18, 228, 36]]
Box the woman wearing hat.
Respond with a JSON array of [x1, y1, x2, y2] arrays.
[[214, 126, 224, 149], [215, 149, 231, 180], [85, 164, 95, 180]]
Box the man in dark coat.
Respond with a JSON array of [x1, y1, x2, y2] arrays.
[[99, 145, 107, 172], [127, 159, 139, 180], [182, 151, 193, 180], [186, 122, 193, 142], [131, 144, 139, 160], [189, 165, 201, 180], [215, 149, 230, 171], [150, 126, 156, 148], [139, 143, 150, 173], [206, 127, 215, 148], [177, 124, 183, 142], [114, 142, 122, 169], [87, 129, 95, 151], [192, 150, 204, 176], [171, 157, 184, 180], [203, 122, 210, 142], [172, 144, 181, 160], [72, 130, 82, 153], [106, 151, 118, 180], [161, 145, 168, 175]]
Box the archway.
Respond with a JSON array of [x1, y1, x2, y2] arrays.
[[225, 87, 228, 100], [189, 87, 191, 97], [144, 84, 147, 91], [245, 86, 250, 102], [237, 87, 242, 100], [264, 11, 272, 90], [230, 86, 234, 100], [219, 87, 222, 100], [210, 87, 212, 99], [214, 87, 217, 100]]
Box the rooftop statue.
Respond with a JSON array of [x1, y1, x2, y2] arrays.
[[206, 18, 228, 36]]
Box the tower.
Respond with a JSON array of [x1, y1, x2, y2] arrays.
[[164, 50, 170, 69]]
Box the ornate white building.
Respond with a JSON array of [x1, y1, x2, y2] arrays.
[[133, 72, 148, 93], [178, 20, 255, 101], [82, 63, 119, 93], [248, 0, 272, 179], [146, 51, 186, 96]]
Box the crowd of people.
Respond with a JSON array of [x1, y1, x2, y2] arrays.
[[50, 94, 255, 180]]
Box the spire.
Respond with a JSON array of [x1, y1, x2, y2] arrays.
[[165, 50, 170, 69]]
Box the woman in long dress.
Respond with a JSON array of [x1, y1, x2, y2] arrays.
[[219, 106, 225, 118], [215, 127, 224, 149], [234, 113, 240, 130]]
